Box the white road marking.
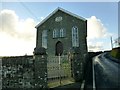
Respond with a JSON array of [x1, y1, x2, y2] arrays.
[[81, 80, 85, 90]]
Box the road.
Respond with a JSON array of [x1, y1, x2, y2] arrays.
[[93, 53, 120, 89]]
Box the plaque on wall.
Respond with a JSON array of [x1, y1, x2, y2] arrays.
[[55, 16, 63, 22]]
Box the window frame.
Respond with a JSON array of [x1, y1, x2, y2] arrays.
[[60, 28, 66, 38], [42, 30, 47, 49], [72, 26, 79, 47], [53, 28, 66, 38]]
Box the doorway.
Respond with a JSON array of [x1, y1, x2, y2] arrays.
[[55, 41, 63, 56]]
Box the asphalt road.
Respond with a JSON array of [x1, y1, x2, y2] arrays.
[[93, 53, 120, 89]]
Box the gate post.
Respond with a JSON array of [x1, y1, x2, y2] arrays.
[[33, 47, 47, 88], [69, 48, 84, 82]]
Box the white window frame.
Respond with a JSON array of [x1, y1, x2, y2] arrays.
[[53, 29, 59, 38], [72, 26, 79, 47], [53, 28, 66, 38], [60, 28, 66, 37], [42, 30, 47, 49], [53, 30, 55, 38]]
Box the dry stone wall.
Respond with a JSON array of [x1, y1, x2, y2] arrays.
[[1, 56, 35, 89]]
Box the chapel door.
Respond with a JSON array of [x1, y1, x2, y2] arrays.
[[55, 41, 63, 56]]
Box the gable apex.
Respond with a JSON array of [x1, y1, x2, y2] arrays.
[[35, 7, 86, 28]]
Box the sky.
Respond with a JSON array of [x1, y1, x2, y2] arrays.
[[0, 1, 119, 56]]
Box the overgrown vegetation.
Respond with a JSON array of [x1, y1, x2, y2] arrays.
[[111, 47, 120, 60]]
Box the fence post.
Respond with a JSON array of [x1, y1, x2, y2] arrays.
[[33, 47, 48, 88]]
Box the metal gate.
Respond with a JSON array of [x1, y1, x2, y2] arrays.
[[47, 55, 72, 86]]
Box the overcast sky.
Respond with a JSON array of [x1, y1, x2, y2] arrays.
[[0, 1, 119, 56]]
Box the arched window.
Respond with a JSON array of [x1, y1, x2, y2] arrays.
[[42, 30, 47, 49], [72, 26, 79, 47], [60, 28, 66, 37], [53, 30, 56, 38], [60, 28, 63, 37], [53, 28, 66, 38], [53, 29, 59, 38]]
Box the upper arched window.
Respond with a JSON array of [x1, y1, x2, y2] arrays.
[[53, 29, 59, 38], [53, 28, 66, 38], [60, 28, 66, 37], [42, 30, 47, 49], [72, 26, 79, 47]]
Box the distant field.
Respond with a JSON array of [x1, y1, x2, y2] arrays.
[[111, 47, 120, 60]]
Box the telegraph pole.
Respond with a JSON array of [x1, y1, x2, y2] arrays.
[[110, 36, 113, 49]]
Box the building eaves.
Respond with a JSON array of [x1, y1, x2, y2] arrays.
[[35, 7, 86, 28]]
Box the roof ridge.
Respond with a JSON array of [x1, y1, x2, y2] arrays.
[[35, 7, 86, 28]]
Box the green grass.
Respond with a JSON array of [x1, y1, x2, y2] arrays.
[[48, 78, 75, 88], [111, 47, 120, 60]]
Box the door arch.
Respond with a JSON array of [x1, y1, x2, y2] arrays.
[[55, 41, 63, 56]]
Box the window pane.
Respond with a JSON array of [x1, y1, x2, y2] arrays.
[[72, 26, 79, 47], [53, 30, 55, 38], [60, 28, 63, 37], [42, 30, 47, 49], [56, 29, 59, 37], [53, 29, 59, 38], [53, 28, 66, 38]]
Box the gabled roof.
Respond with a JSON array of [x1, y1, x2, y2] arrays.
[[35, 7, 86, 28]]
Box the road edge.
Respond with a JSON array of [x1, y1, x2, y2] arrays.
[[92, 57, 96, 90]]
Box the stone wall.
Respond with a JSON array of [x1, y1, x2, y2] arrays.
[[1, 47, 87, 89], [1, 47, 48, 89], [68, 47, 86, 82], [1, 56, 35, 89]]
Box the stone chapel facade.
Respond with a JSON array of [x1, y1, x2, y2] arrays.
[[34, 7, 88, 81], [35, 7, 87, 57]]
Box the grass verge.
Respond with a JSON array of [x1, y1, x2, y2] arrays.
[[48, 78, 75, 88], [111, 47, 120, 60]]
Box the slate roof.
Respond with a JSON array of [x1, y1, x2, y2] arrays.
[[35, 7, 86, 28]]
